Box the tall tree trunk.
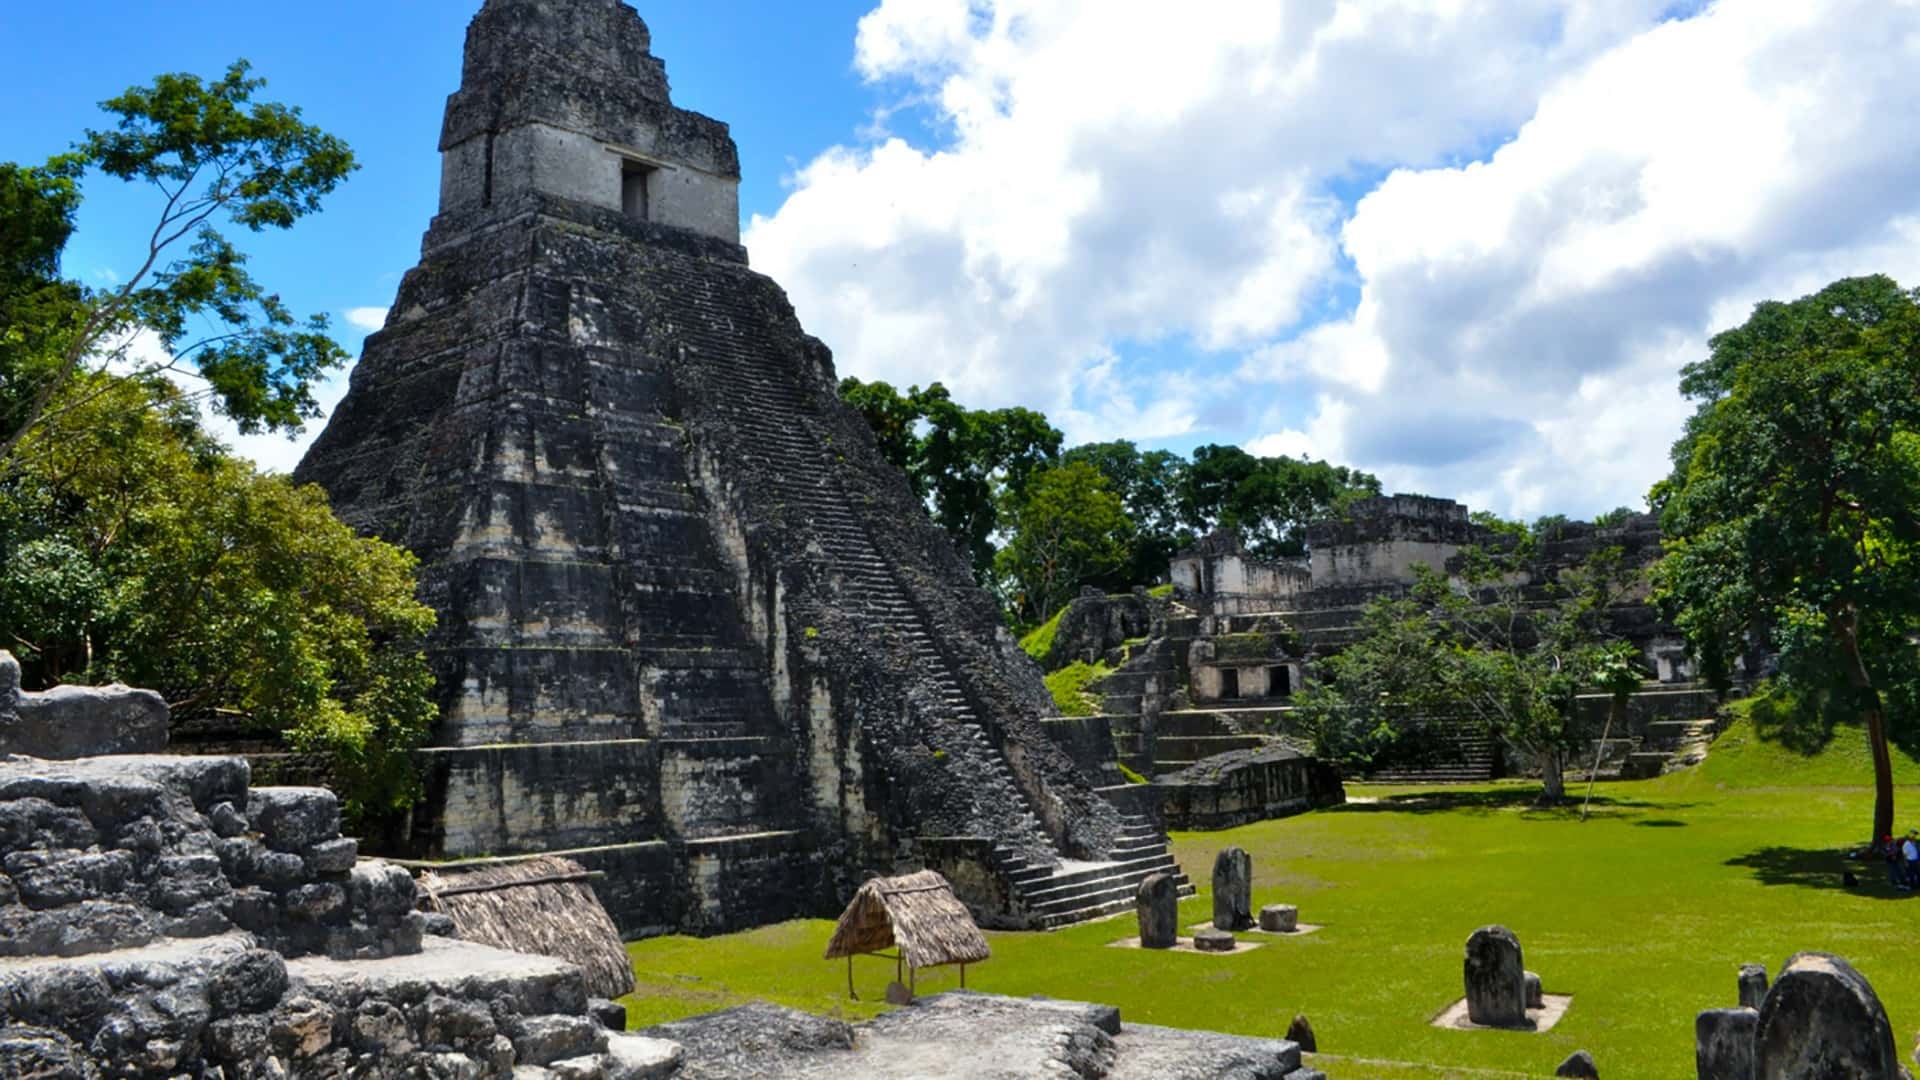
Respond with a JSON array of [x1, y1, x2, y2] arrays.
[[1581, 695, 1626, 822], [1539, 748, 1565, 803], [1835, 606, 1895, 842]]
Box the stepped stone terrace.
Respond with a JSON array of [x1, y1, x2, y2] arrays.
[[293, 0, 1191, 936]]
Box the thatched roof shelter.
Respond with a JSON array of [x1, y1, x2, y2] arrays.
[[417, 855, 634, 999], [824, 870, 989, 998]]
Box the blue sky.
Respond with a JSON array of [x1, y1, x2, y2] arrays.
[[0, 1, 876, 333], [6, 1, 1919, 520]]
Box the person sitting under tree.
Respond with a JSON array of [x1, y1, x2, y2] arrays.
[[1903, 831, 1919, 891]]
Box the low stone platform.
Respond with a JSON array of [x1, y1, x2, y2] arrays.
[[1190, 920, 1325, 938], [1108, 935, 1266, 956], [1431, 994, 1573, 1033], [641, 992, 1319, 1077], [1155, 746, 1346, 831], [287, 935, 590, 1016]]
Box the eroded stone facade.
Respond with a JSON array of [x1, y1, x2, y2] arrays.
[[295, 0, 1179, 935]]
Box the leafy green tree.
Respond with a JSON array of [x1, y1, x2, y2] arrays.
[[837, 376, 923, 480], [0, 377, 435, 824], [1299, 548, 1639, 801], [1, 61, 355, 465], [1426, 549, 1643, 801], [994, 461, 1133, 628], [1652, 274, 1920, 842], [838, 377, 1062, 580], [1178, 444, 1380, 560], [1592, 506, 1638, 529], [1060, 440, 1188, 583], [1292, 597, 1459, 770]]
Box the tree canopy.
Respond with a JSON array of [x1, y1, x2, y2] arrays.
[[1, 60, 356, 465], [1296, 547, 1642, 801], [994, 461, 1133, 627], [1651, 274, 1920, 841], [0, 64, 430, 827], [0, 376, 435, 823], [838, 378, 1380, 626]]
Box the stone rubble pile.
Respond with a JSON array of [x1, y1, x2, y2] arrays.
[[0, 652, 680, 1078]]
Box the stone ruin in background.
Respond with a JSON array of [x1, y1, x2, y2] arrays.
[[0, 652, 681, 1077], [290, 0, 1190, 938], [1037, 493, 1727, 803]]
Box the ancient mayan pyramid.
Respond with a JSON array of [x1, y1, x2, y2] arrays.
[[295, 0, 1191, 935]]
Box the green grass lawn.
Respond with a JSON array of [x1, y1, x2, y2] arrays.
[[621, 720, 1920, 1078]]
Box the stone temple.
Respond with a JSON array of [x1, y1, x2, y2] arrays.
[[295, 0, 1188, 937]]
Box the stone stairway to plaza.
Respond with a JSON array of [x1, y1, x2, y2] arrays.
[[991, 812, 1196, 929], [649, 256, 1194, 927]]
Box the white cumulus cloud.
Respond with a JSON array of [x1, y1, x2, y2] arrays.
[[343, 307, 390, 332], [753, 0, 1920, 518]]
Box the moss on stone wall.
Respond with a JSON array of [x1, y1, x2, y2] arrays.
[[1020, 605, 1067, 663], [1044, 661, 1110, 717]]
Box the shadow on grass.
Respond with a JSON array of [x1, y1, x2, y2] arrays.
[[1725, 845, 1918, 900], [1334, 789, 1694, 817], [1635, 818, 1688, 828]]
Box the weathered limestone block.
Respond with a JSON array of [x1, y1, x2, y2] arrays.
[[511, 1014, 608, 1066], [1192, 928, 1236, 953], [305, 837, 359, 875], [1135, 872, 1178, 949], [604, 1033, 687, 1079], [1555, 1049, 1600, 1077], [1210, 847, 1252, 931], [1286, 1013, 1316, 1052], [209, 948, 290, 1017], [1697, 1007, 1758, 1080], [1259, 903, 1297, 933], [0, 898, 155, 958], [1739, 963, 1769, 1011], [424, 993, 498, 1052], [247, 787, 341, 853], [0, 651, 169, 759], [208, 801, 249, 838], [0, 1025, 93, 1077], [1463, 925, 1528, 1028], [268, 993, 336, 1058], [1755, 952, 1901, 1079], [590, 998, 629, 1032]]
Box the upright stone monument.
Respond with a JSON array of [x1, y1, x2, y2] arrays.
[[1211, 847, 1253, 931], [1738, 963, 1769, 1011], [1463, 925, 1528, 1028], [1754, 953, 1901, 1079], [1696, 1008, 1758, 1080], [1135, 872, 1177, 949], [294, 0, 1167, 937]]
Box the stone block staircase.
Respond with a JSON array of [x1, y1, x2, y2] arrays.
[[990, 814, 1196, 929], [650, 257, 1193, 927], [1621, 717, 1722, 779], [1362, 721, 1500, 784]]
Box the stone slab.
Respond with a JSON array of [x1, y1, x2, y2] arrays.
[[1431, 993, 1573, 1033], [0, 931, 253, 977], [287, 935, 588, 1017], [1191, 920, 1324, 937], [641, 992, 1306, 1078], [0, 661, 170, 760], [1108, 936, 1266, 956]]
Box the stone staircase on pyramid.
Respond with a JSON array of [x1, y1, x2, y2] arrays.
[[645, 259, 1193, 927]]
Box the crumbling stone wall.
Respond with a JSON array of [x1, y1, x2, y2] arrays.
[[0, 666, 679, 1077]]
